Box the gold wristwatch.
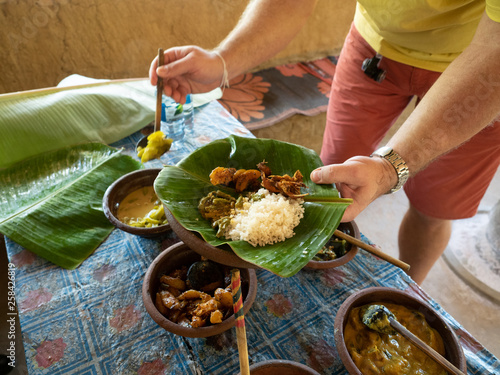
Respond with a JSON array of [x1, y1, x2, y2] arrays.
[[370, 146, 409, 194]]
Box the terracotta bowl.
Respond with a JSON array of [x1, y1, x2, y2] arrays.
[[304, 221, 360, 269], [237, 360, 321, 375], [166, 209, 359, 270], [334, 287, 467, 374], [103, 168, 171, 238], [142, 241, 258, 338]]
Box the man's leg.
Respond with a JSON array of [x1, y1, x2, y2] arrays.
[[320, 24, 415, 165], [398, 205, 452, 284], [401, 119, 500, 283]]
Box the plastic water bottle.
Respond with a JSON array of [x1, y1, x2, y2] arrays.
[[161, 94, 193, 141], [183, 94, 194, 132]]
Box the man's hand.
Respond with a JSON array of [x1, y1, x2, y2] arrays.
[[310, 156, 398, 222], [149, 46, 225, 104]]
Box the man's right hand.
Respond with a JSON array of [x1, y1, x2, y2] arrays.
[[149, 46, 225, 104]]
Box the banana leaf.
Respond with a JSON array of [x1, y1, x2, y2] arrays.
[[0, 143, 143, 269], [154, 135, 351, 277], [0, 78, 155, 170]]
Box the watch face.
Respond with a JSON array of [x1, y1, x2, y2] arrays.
[[377, 146, 392, 157], [371, 147, 409, 194]]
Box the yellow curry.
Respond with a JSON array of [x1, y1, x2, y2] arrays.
[[117, 186, 168, 227], [344, 303, 446, 375]]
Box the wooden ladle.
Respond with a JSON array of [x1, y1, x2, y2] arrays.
[[362, 304, 466, 375], [136, 48, 165, 151], [333, 229, 411, 272], [186, 259, 224, 292]]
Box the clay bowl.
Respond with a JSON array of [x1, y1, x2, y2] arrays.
[[165, 207, 258, 269], [103, 168, 171, 238], [237, 360, 321, 375], [304, 221, 360, 269], [334, 287, 467, 374], [166, 209, 359, 270], [142, 241, 258, 338]]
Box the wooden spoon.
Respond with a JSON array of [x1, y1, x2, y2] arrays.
[[333, 229, 411, 272], [186, 259, 224, 292], [362, 304, 466, 375], [154, 48, 164, 132], [136, 48, 165, 151], [231, 269, 250, 375]]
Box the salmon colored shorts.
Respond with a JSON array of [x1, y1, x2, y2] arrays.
[[320, 24, 500, 220]]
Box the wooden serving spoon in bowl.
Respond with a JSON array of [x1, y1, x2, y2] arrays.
[[186, 259, 225, 292], [136, 48, 167, 153], [362, 304, 466, 375]]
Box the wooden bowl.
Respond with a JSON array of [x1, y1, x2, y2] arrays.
[[142, 242, 258, 338], [166, 208, 358, 270], [237, 360, 321, 375], [102, 168, 171, 238], [334, 287, 467, 374], [304, 221, 360, 269]]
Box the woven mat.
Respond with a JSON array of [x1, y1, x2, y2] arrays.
[[217, 56, 337, 131]]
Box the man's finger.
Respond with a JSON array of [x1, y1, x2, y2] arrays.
[[310, 162, 360, 185], [149, 56, 159, 85]]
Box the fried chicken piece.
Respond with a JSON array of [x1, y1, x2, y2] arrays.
[[261, 175, 281, 193], [178, 289, 212, 301], [210, 167, 236, 186], [160, 275, 186, 291], [214, 287, 233, 309], [261, 170, 308, 198], [210, 310, 224, 324], [193, 299, 219, 317], [159, 290, 181, 309], [155, 292, 169, 315], [257, 161, 272, 177], [233, 169, 261, 192], [210, 167, 261, 192], [280, 170, 309, 198], [190, 315, 206, 328], [209, 161, 308, 198]]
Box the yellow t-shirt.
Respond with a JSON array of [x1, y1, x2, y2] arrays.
[[354, 0, 500, 72]]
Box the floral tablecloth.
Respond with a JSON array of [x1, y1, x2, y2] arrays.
[[5, 101, 500, 374]]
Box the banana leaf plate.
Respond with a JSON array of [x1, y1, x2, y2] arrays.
[[154, 135, 352, 277], [0, 143, 143, 269]]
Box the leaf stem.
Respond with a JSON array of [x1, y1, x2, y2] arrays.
[[303, 196, 353, 204]]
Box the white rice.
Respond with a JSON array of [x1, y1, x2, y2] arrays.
[[222, 188, 304, 247]]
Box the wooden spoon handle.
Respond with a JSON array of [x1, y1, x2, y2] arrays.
[[333, 229, 411, 272], [390, 319, 466, 375], [231, 269, 250, 375], [155, 48, 164, 132]]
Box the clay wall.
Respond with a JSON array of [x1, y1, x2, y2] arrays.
[[0, 0, 355, 94]]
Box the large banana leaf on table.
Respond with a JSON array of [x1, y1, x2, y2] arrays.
[[0, 143, 143, 269], [0, 78, 155, 170], [154, 135, 352, 277], [0, 79, 153, 268]]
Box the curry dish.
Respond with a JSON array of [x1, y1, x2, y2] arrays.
[[155, 264, 234, 328], [117, 186, 168, 227], [344, 303, 446, 375]]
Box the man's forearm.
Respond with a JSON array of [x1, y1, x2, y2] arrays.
[[215, 0, 318, 79], [387, 13, 500, 175]]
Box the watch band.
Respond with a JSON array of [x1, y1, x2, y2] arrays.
[[370, 146, 410, 194]]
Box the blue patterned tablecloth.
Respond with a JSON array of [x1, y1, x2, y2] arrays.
[[5, 101, 500, 375]]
